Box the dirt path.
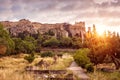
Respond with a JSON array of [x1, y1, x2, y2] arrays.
[[67, 61, 90, 80]]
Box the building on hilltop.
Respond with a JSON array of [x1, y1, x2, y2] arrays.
[[68, 22, 86, 43], [37, 23, 69, 38], [0, 19, 86, 42]]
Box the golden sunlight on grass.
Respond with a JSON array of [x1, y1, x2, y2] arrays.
[[88, 71, 120, 80], [0, 69, 34, 80], [0, 53, 73, 80]]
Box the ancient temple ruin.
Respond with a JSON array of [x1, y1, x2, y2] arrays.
[[0, 19, 86, 41]]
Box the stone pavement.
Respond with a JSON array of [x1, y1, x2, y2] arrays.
[[67, 61, 90, 80]]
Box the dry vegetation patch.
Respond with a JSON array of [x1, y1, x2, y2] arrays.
[[0, 53, 73, 80]]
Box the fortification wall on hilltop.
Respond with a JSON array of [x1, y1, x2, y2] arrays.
[[0, 19, 86, 40]]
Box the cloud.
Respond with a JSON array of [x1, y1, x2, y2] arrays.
[[0, 0, 120, 32], [94, 0, 120, 7]]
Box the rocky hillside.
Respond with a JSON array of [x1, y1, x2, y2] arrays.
[[0, 19, 86, 39]]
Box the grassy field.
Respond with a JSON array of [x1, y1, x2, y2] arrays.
[[0, 53, 120, 80], [0, 53, 73, 80], [88, 71, 120, 80]]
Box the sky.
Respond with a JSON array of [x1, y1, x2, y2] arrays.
[[0, 0, 120, 34]]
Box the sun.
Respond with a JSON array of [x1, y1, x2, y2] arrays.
[[96, 26, 106, 36]]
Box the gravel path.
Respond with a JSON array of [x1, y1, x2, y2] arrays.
[[67, 61, 90, 80]]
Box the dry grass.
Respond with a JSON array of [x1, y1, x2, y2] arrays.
[[0, 54, 34, 80], [0, 53, 73, 80], [0, 69, 34, 80], [0, 56, 27, 70], [88, 71, 120, 80], [88, 63, 120, 80], [48, 54, 73, 70]]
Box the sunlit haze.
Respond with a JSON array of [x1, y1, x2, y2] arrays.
[[0, 0, 120, 34]]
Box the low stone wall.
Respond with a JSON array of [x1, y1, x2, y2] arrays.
[[41, 48, 77, 53], [26, 70, 74, 80]]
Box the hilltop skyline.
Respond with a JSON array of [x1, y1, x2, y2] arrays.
[[0, 0, 120, 33]]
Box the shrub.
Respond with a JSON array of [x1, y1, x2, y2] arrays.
[[73, 48, 92, 68], [59, 37, 72, 48], [0, 45, 7, 55], [24, 54, 35, 63], [57, 53, 63, 58], [85, 63, 94, 72], [13, 38, 36, 54], [72, 37, 83, 48], [41, 51, 54, 57], [43, 37, 59, 48], [44, 30, 55, 36]]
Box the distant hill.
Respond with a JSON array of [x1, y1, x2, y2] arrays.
[[0, 19, 86, 40]]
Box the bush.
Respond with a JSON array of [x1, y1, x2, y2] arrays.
[[72, 37, 83, 48], [13, 37, 36, 54], [41, 51, 54, 57], [44, 30, 55, 36], [85, 63, 94, 72], [24, 54, 35, 63], [43, 37, 59, 48], [73, 48, 92, 68], [59, 37, 72, 48], [0, 45, 7, 55], [57, 53, 63, 58]]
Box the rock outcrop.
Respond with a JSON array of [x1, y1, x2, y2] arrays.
[[0, 19, 86, 40]]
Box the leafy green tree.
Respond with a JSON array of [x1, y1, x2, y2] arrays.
[[0, 23, 15, 55], [84, 26, 107, 66], [12, 38, 25, 53], [36, 34, 44, 51], [73, 48, 94, 72], [43, 37, 59, 48], [59, 37, 72, 48], [22, 41, 36, 53], [85, 27, 120, 69], [24, 35, 36, 44], [106, 32, 120, 69], [44, 30, 55, 36], [13, 36, 36, 54], [88, 38, 107, 65], [72, 37, 83, 48], [73, 48, 91, 68], [24, 36, 36, 53]]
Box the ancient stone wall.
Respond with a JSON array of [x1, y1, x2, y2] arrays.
[[0, 19, 86, 40]]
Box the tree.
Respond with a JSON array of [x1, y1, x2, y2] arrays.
[[0, 23, 15, 55], [72, 37, 83, 48], [59, 37, 72, 48], [44, 30, 55, 36], [73, 48, 94, 72], [88, 39, 107, 65], [43, 37, 59, 48], [85, 27, 120, 69], [74, 48, 91, 68], [12, 38, 25, 53], [18, 31, 30, 39], [13, 36, 36, 54], [106, 32, 120, 69], [22, 41, 36, 53], [36, 34, 44, 52], [24, 36, 36, 53], [24, 35, 37, 45]]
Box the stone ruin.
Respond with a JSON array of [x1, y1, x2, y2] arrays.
[[0, 19, 86, 41]]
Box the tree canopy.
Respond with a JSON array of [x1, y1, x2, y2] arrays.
[[0, 23, 15, 55]]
